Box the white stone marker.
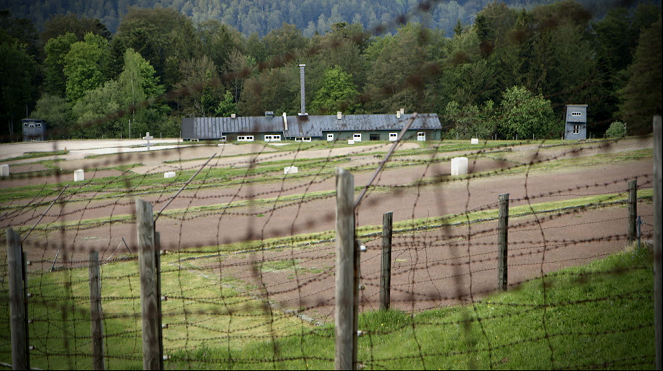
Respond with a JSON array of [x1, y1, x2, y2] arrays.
[[284, 166, 298, 175], [451, 157, 468, 176], [1, 164, 9, 177], [348, 140, 355, 145], [143, 132, 154, 151], [164, 172, 176, 179], [471, 138, 479, 144], [74, 169, 85, 182]]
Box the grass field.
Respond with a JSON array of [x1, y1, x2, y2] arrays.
[[2, 242, 651, 369], [0, 137, 656, 370]]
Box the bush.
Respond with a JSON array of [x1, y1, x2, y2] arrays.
[[605, 121, 627, 138]]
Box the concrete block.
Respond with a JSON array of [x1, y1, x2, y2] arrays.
[[284, 166, 298, 175], [74, 169, 85, 182], [451, 157, 468, 176], [471, 138, 479, 144], [164, 171, 176, 179], [0, 164, 8, 177]]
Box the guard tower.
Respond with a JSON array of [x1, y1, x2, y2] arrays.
[[21, 119, 46, 141], [564, 104, 588, 140]]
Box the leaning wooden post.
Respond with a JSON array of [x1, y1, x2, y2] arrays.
[[652, 115, 661, 370], [628, 179, 638, 244], [136, 199, 160, 370], [380, 211, 393, 311], [497, 194, 509, 292], [88, 250, 105, 370], [335, 168, 356, 370], [7, 228, 28, 370], [155, 232, 164, 369]]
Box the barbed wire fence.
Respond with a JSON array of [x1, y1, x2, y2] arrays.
[[1, 1, 662, 369]]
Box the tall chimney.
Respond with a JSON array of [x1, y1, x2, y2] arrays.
[[298, 64, 307, 116]]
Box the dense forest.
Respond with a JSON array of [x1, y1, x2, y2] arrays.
[[0, 0, 656, 37], [0, 0, 661, 140]]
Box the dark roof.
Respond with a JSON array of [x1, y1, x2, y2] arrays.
[[182, 116, 285, 139], [182, 113, 442, 139], [283, 113, 441, 137]]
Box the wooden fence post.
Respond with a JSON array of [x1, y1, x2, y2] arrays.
[[7, 228, 28, 370], [335, 168, 356, 370], [498, 194, 509, 292], [155, 232, 164, 369], [88, 250, 104, 370], [380, 212, 393, 311], [136, 199, 160, 370], [628, 179, 637, 244], [652, 115, 661, 370]]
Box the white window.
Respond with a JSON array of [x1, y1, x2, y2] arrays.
[[219, 136, 227, 142], [327, 134, 334, 141], [264, 135, 272, 141], [353, 133, 362, 142], [571, 112, 582, 116], [35, 123, 41, 127], [417, 132, 426, 141], [303, 137, 311, 142], [295, 137, 302, 142], [29, 124, 35, 128], [389, 133, 398, 141], [237, 135, 254, 142], [573, 125, 580, 134], [264, 135, 281, 142]]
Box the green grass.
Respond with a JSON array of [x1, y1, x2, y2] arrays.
[[1, 150, 69, 162], [165, 245, 655, 370], [0, 251, 311, 370]]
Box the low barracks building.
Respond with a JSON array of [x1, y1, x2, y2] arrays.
[[181, 112, 442, 142]]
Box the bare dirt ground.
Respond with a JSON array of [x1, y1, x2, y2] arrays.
[[0, 137, 655, 323]]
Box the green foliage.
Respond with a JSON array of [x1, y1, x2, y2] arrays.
[[215, 91, 237, 117], [113, 7, 202, 90], [445, 100, 497, 140], [618, 15, 662, 135], [0, 41, 35, 138], [43, 32, 77, 97], [605, 121, 627, 138], [175, 55, 220, 117], [71, 79, 121, 138], [63, 33, 110, 103], [30, 93, 73, 139], [499, 86, 560, 139], [40, 13, 111, 44], [310, 66, 359, 114]]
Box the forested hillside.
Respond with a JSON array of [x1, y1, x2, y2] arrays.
[[0, 0, 655, 37], [0, 0, 661, 141]]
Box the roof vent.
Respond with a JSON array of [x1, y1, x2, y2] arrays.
[[337, 112, 343, 120], [265, 111, 274, 117], [400, 108, 405, 115], [231, 113, 236, 119], [397, 111, 401, 119]]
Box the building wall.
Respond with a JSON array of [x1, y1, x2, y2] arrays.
[[322, 130, 441, 142], [564, 123, 587, 140], [22, 121, 46, 141]]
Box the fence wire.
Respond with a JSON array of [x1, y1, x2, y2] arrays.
[[0, 1, 659, 369]]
